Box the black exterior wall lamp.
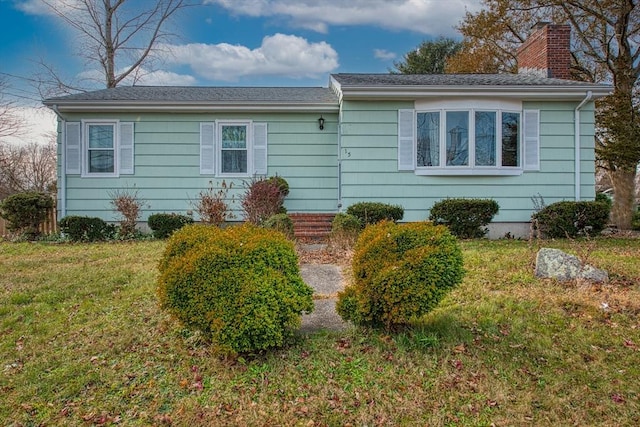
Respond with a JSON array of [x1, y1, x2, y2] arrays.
[[318, 115, 325, 130]]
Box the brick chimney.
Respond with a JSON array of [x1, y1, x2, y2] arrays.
[[517, 22, 571, 79]]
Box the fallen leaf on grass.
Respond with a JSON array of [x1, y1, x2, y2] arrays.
[[611, 394, 625, 404], [336, 337, 351, 351], [453, 343, 466, 353]]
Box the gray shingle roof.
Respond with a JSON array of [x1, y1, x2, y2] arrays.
[[331, 73, 607, 87], [44, 86, 339, 104]]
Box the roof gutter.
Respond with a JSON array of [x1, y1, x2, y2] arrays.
[[574, 91, 593, 201], [42, 101, 340, 114], [337, 85, 611, 100]]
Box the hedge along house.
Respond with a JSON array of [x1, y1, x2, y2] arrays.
[[44, 22, 611, 238]]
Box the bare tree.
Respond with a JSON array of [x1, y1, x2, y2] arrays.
[[39, 0, 190, 94], [0, 139, 57, 199], [0, 77, 25, 139]]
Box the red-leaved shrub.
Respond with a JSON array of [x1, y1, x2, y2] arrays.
[[241, 177, 285, 225]]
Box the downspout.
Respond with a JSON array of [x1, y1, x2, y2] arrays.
[[50, 105, 66, 218], [337, 109, 343, 211], [574, 91, 592, 201]]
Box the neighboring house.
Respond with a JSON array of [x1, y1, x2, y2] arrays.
[[44, 23, 611, 237]]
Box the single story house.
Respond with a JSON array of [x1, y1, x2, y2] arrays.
[[44, 23, 611, 238]]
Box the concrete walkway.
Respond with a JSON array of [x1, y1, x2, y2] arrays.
[[298, 246, 350, 332]]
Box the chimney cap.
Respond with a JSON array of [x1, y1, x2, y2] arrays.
[[532, 21, 551, 29]]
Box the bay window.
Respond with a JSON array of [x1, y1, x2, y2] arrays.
[[400, 105, 537, 175]]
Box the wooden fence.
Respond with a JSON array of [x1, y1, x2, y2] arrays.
[[0, 206, 58, 237]]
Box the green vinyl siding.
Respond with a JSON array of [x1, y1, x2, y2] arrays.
[[58, 97, 597, 227], [339, 100, 597, 223], [59, 112, 338, 221]]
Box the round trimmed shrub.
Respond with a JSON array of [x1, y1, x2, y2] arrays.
[[330, 213, 363, 248], [331, 213, 362, 234], [336, 221, 464, 329], [0, 191, 54, 236], [158, 224, 314, 354], [428, 198, 499, 238], [532, 200, 610, 238], [263, 213, 294, 239], [59, 216, 115, 242], [148, 213, 194, 239], [595, 192, 613, 211], [346, 202, 404, 225]]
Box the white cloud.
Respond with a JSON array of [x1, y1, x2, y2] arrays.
[[2, 106, 57, 146], [162, 34, 339, 81], [75, 67, 197, 87], [133, 70, 197, 86], [374, 49, 397, 61], [14, 0, 82, 17], [205, 0, 482, 36]]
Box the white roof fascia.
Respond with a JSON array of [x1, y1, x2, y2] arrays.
[[46, 102, 340, 113], [329, 75, 344, 103], [336, 85, 612, 100]]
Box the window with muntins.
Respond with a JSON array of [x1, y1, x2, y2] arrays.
[[66, 120, 134, 177], [87, 123, 116, 174], [200, 121, 268, 177], [417, 109, 520, 170], [400, 106, 535, 176], [220, 124, 248, 174]]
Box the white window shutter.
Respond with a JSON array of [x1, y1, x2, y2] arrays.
[[119, 122, 134, 175], [200, 122, 215, 175], [253, 122, 268, 175], [523, 109, 540, 171], [398, 109, 415, 171], [65, 122, 81, 175]]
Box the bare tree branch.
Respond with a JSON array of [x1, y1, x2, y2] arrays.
[[0, 138, 57, 199], [0, 77, 25, 140], [38, 0, 191, 94]]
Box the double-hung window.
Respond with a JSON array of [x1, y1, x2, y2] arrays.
[[86, 122, 116, 174], [400, 103, 538, 175], [64, 120, 134, 177], [200, 120, 268, 177], [220, 123, 249, 175]]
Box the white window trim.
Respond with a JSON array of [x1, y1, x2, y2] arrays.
[[81, 119, 119, 178], [216, 120, 253, 178], [414, 109, 524, 176]]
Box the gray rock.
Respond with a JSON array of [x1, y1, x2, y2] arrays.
[[535, 248, 608, 283]]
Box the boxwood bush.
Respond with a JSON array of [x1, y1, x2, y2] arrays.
[[157, 224, 313, 355], [0, 191, 54, 237], [147, 213, 194, 239], [262, 213, 294, 239], [331, 212, 362, 234], [59, 216, 116, 242], [346, 202, 404, 225], [532, 200, 610, 238], [336, 221, 464, 329], [428, 198, 499, 238]]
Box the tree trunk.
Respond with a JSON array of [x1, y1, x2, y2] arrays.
[[608, 168, 637, 230]]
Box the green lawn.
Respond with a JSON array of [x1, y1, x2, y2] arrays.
[[1, 238, 639, 426]]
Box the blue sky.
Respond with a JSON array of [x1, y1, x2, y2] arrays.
[[0, 0, 481, 141]]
